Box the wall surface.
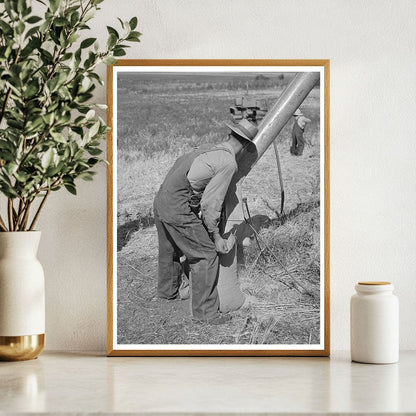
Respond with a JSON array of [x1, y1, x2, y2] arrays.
[[36, 0, 416, 351]]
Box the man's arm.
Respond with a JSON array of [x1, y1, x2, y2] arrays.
[[200, 161, 237, 239]]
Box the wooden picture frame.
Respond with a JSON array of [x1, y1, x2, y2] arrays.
[[107, 60, 330, 356]]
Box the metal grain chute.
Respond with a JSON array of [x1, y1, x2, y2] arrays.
[[218, 72, 320, 313]]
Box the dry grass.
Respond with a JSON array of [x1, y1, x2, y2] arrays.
[[116, 75, 321, 345]]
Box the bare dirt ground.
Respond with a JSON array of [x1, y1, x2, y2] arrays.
[[116, 77, 322, 346]]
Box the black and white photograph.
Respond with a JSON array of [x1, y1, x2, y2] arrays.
[[107, 61, 329, 355]]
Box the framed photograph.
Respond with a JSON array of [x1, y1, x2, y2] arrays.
[[107, 60, 330, 356]]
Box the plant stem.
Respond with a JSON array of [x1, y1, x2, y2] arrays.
[[0, 214, 8, 231], [14, 199, 23, 230], [7, 199, 14, 231], [20, 200, 33, 231], [14, 199, 27, 231], [29, 189, 50, 231]]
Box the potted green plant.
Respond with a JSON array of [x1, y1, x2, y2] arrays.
[[0, 0, 140, 360]]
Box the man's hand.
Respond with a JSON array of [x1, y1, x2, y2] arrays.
[[214, 235, 228, 254]]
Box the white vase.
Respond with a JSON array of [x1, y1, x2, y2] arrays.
[[0, 231, 45, 361], [350, 281, 399, 364]]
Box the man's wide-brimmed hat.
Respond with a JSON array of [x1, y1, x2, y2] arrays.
[[225, 118, 258, 143]]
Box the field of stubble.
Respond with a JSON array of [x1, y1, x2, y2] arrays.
[[116, 74, 322, 346]]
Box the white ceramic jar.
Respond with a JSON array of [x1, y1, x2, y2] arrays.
[[350, 281, 399, 364]]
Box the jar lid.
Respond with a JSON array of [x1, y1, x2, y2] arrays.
[[355, 281, 394, 294], [358, 281, 391, 285]]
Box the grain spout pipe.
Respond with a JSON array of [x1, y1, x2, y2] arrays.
[[217, 72, 320, 313]]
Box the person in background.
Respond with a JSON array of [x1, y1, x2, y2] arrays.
[[290, 108, 311, 156], [153, 119, 257, 325]]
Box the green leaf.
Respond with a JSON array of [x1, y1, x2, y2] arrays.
[[74, 115, 86, 125], [7, 119, 24, 129], [0, 20, 13, 35], [117, 17, 125, 29], [88, 72, 104, 85], [3, 46, 12, 59], [63, 146, 70, 160], [26, 15, 42, 24], [49, 0, 60, 13], [42, 112, 54, 125], [40, 49, 54, 64], [70, 11, 80, 26], [0, 183, 18, 198], [106, 26, 119, 39], [75, 148, 85, 159], [57, 85, 71, 100], [58, 68, 69, 84], [45, 164, 62, 177], [64, 183, 76, 195], [71, 126, 84, 136], [80, 76, 92, 92], [113, 47, 126, 57], [68, 33, 80, 44], [80, 37, 96, 49], [54, 17, 69, 27], [73, 48, 81, 68], [4, 1, 16, 19], [14, 171, 28, 183], [103, 56, 117, 65], [22, 5, 32, 17], [127, 31, 141, 42], [107, 33, 117, 49], [88, 120, 100, 138], [24, 25, 39, 39], [56, 112, 71, 125], [5, 162, 18, 176], [83, 9, 95, 23], [21, 37, 41, 56], [65, 5, 80, 15], [50, 131, 67, 143], [85, 109, 95, 120], [83, 50, 97, 69], [16, 21, 25, 35], [61, 52, 72, 61], [25, 117, 44, 134], [59, 29, 67, 47], [17, 0, 27, 14], [78, 171, 95, 181], [24, 83, 39, 98], [0, 141, 14, 152], [49, 76, 60, 92], [87, 147, 102, 156], [113, 43, 130, 49], [25, 26, 40, 38], [87, 158, 100, 166], [129, 17, 138, 30], [41, 148, 54, 169], [76, 160, 90, 169]]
